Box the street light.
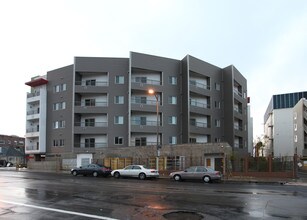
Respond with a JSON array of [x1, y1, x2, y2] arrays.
[[148, 89, 160, 171]]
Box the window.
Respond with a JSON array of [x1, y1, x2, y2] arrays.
[[0, 140, 5, 144], [215, 83, 220, 91], [85, 118, 95, 127], [190, 138, 196, 143], [168, 76, 177, 85], [85, 99, 95, 106], [215, 101, 220, 109], [190, 118, 196, 126], [53, 139, 65, 147], [85, 138, 95, 148], [135, 137, 147, 146], [53, 120, 65, 129], [115, 116, 124, 124], [115, 76, 124, 84], [294, 112, 297, 119], [168, 116, 177, 125], [53, 83, 66, 93], [215, 138, 221, 143], [53, 102, 66, 110], [115, 137, 123, 145], [294, 135, 298, 142], [86, 79, 96, 86], [215, 119, 221, 127], [169, 136, 177, 145], [168, 96, 177, 104], [115, 96, 124, 104]]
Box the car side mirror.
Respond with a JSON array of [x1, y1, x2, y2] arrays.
[[79, 166, 82, 168], [184, 170, 187, 172]]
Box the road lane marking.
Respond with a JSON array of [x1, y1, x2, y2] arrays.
[[0, 199, 118, 220]]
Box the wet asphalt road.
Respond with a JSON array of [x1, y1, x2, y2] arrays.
[[0, 170, 306, 220]]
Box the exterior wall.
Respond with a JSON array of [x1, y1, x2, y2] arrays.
[[273, 109, 294, 156], [293, 98, 307, 158], [25, 77, 48, 155], [25, 52, 249, 166], [264, 92, 307, 157], [46, 65, 74, 155]]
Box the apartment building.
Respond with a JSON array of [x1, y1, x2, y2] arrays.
[[25, 52, 248, 168], [264, 91, 307, 157], [293, 98, 307, 160]]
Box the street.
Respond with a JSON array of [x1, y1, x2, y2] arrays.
[[0, 169, 306, 220]]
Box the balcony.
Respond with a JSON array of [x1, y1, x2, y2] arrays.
[[74, 142, 107, 148], [75, 80, 109, 93], [74, 122, 108, 134], [189, 80, 210, 95], [74, 101, 108, 113], [131, 119, 160, 132], [190, 121, 210, 134]]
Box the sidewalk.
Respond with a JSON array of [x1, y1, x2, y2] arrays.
[[223, 175, 307, 186]]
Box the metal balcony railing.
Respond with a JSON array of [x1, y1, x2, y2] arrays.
[[75, 81, 109, 87]]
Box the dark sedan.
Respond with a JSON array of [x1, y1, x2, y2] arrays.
[[71, 164, 112, 177]]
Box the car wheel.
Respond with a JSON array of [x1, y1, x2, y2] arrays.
[[139, 173, 146, 180], [174, 174, 181, 181], [93, 171, 98, 177], [114, 172, 120, 178], [203, 175, 211, 183], [72, 170, 78, 176]]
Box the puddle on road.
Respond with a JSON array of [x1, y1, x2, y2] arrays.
[[163, 211, 204, 220]]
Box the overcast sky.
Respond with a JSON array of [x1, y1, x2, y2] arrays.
[[0, 0, 306, 140]]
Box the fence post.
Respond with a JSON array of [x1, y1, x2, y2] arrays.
[[268, 155, 272, 173], [293, 154, 298, 178]]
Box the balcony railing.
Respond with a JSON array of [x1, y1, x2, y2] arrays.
[[190, 99, 210, 109], [75, 142, 107, 148], [234, 124, 243, 131], [131, 77, 161, 86], [26, 145, 39, 151], [189, 80, 210, 90], [75, 101, 108, 107], [131, 97, 160, 106], [131, 119, 158, 126], [234, 106, 242, 114], [27, 109, 40, 115], [74, 122, 108, 127], [75, 81, 108, 87], [27, 92, 40, 98], [26, 127, 39, 133], [190, 121, 208, 128]]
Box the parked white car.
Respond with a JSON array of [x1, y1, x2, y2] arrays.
[[111, 165, 159, 180]]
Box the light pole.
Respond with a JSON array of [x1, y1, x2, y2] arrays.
[[148, 89, 160, 171]]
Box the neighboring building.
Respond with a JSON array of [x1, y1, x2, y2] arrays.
[[0, 134, 25, 165], [247, 105, 253, 155], [25, 52, 248, 169], [293, 98, 307, 160], [264, 91, 307, 157]]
